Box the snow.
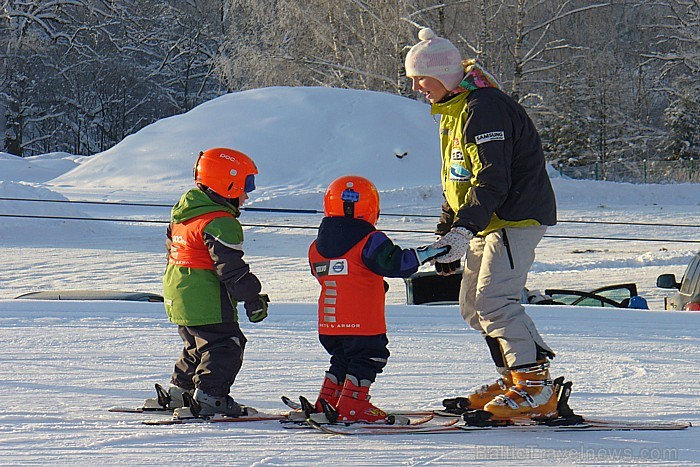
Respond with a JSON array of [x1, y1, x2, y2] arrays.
[[1, 86, 699, 465]]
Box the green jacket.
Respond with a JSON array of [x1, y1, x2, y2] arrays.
[[432, 81, 556, 236], [163, 188, 261, 326]]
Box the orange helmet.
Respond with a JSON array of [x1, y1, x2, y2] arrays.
[[193, 148, 258, 199], [324, 175, 380, 225]]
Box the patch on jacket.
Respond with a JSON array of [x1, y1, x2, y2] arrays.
[[313, 259, 349, 276], [449, 164, 471, 181], [475, 131, 505, 144]]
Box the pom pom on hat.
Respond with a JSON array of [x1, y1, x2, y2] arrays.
[[418, 28, 436, 41], [405, 28, 463, 91]]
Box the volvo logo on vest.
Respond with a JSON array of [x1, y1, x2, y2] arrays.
[[313, 259, 348, 276], [330, 259, 348, 275]]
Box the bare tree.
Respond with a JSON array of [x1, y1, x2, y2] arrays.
[[641, 0, 699, 76], [1, 0, 227, 156], [1, 0, 89, 156], [0, 0, 695, 171]]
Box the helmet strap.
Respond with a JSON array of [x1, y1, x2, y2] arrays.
[[343, 200, 355, 218], [340, 188, 359, 219]]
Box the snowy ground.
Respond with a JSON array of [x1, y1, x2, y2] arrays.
[[1, 299, 698, 465], [1, 87, 699, 465]]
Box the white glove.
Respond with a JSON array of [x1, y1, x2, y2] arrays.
[[430, 227, 472, 263]]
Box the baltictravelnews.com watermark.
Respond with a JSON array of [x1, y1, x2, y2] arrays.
[[474, 445, 679, 462]]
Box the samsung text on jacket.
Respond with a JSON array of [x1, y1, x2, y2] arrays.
[[475, 131, 505, 144]]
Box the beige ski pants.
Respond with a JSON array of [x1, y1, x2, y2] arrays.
[[459, 225, 554, 368]]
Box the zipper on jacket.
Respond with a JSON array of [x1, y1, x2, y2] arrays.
[[501, 228, 515, 270]]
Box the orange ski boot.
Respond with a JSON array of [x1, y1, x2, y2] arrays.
[[465, 370, 513, 410], [313, 372, 344, 412], [483, 361, 558, 420], [335, 375, 389, 423]]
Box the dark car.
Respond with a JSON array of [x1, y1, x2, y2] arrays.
[[15, 290, 164, 302], [656, 251, 700, 312], [404, 270, 645, 309]]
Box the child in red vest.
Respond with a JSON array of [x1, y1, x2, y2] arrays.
[[307, 175, 445, 423]]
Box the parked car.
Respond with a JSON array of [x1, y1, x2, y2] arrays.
[[542, 283, 647, 309], [404, 270, 645, 308], [15, 290, 164, 302], [656, 251, 700, 311]]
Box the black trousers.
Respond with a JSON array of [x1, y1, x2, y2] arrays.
[[319, 334, 390, 383], [170, 322, 247, 397]]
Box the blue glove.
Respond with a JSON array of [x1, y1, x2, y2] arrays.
[[414, 245, 449, 264], [245, 294, 269, 323]]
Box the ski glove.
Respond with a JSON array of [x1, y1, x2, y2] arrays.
[[435, 260, 461, 276], [430, 227, 472, 263], [414, 245, 449, 264], [245, 294, 270, 323]]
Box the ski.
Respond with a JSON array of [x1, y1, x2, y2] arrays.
[[281, 395, 302, 411], [302, 413, 445, 431], [282, 394, 437, 417], [279, 414, 439, 430], [305, 417, 690, 436], [109, 406, 172, 414], [304, 377, 691, 435], [143, 412, 287, 425], [305, 416, 461, 434]]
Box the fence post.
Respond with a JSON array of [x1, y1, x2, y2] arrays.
[[595, 161, 599, 181]]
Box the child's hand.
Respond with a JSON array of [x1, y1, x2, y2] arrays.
[[245, 294, 269, 323], [414, 245, 449, 264]]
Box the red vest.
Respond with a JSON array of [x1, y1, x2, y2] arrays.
[[168, 211, 232, 269], [308, 233, 386, 336]]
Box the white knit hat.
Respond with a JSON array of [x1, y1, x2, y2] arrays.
[[405, 28, 464, 91]]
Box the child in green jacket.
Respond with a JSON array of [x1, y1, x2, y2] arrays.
[[161, 147, 268, 418]]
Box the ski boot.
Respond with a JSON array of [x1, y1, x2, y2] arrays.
[[314, 372, 344, 412], [190, 388, 258, 418], [334, 375, 389, 424], [286, 373, 344, 422], [443, 369, 513, 414], [466, 370, 513, 410], [142, 383, 193, 410], [165, 385, 194, 408], [483, 361, 558, 420]]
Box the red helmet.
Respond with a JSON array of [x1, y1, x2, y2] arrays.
[[324, 175, 380, 225], [193, 148, 258, 199]]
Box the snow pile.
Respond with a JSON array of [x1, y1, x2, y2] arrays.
[[49, 87, 442, 203]]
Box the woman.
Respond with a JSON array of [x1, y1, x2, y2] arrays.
[[405, 28, 559, 420]]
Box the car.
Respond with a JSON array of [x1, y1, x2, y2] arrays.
[[404, 270, 645, 308], [656, 251, 700, 311], [15, 290, 164, 302], [404, 270, 464, 305], [542, 283, 646, 309]]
